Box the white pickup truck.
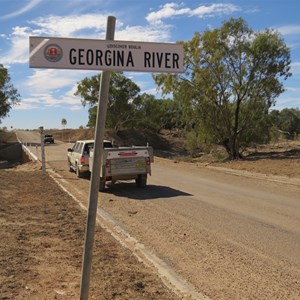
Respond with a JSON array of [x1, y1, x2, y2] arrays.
[[89, 145, 154, 191]]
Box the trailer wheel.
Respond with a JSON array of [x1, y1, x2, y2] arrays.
[[136, 174, 147, 188]]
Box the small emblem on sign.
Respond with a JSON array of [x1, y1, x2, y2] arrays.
[[44, 44, 63, 62]]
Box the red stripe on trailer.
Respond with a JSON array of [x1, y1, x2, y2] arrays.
[[118, 151, 138, 157]]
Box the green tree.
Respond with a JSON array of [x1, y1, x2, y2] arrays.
[[61, 118, 67, 128], [270, 108, 300, 138], [154, 18, 291, 159], [133, 94, 180, 132], [61, 118, 67, 140], [0, 64, 20, 122], [75, 72, 140, 129]]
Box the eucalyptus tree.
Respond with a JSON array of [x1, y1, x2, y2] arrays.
[[75, 72, 140, 129], [0, 64, 20, 122], [154, 18, 291, 159]]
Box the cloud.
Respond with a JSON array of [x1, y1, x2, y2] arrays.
[[274, 95, 300, 110], [15, 101, 40, 110], [115, 24, 171, 42], [1, 13, 172, 66], [25, 69, 87, 93], [19, 69, 95, 109], [146, 3, 190, 24], [291, 61, 300, 76], [146, 2, 240, 24], [1, 27, 30, 64], [0, 0, 42, 20], [190, 3, 239, 18], [29, 14, 108, 37], [276, 25, 300, 35], [20, 91, 83, 110]]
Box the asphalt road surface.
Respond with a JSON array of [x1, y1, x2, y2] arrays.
[[17, 130, 300, 299]]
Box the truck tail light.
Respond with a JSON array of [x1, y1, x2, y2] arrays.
[[80, 156, 85, 164], [146, 158, 151, 166]]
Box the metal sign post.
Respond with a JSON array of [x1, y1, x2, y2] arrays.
[[79, 16, 116, 300], [39, 126, 46, 174]]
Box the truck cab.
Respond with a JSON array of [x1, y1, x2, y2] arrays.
[[67, 139, 113, 178]]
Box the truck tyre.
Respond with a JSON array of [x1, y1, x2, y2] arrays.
[[99, 179, 106, 191], [136, 174, 147, 188], [68, 161, 73, 172]]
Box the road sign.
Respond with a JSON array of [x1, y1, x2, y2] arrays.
[[29, 36, 184, 73]]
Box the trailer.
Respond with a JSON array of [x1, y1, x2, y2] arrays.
[[89, 145, 154, 191]]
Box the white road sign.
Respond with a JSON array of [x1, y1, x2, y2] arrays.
[[29, 36, 184, 73]]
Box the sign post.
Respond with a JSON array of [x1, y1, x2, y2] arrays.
[[38, 126, 46, 174], [29, 17, 183, 300], [79, 16, 116, 300]]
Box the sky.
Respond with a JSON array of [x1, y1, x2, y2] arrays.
[[1, 0, 300, 130]]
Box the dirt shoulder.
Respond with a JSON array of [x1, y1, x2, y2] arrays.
[[209, 141, 300, 179], [0, 163, 179, 299]]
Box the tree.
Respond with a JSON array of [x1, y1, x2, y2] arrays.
[[61, 118, 67, 129], [133, 93, 181, 132], [0, 64, 20, 123], [61, 118, 67, 139], [154, 18, 291, 159], [75, 72, 140, 129], [270, 108, 300, 138]]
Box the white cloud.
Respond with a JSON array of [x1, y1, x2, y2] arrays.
[[24, 69, 95, 93], [25, 69, 84, 93], [146, 3, 190, 24], [19, 68, 97, 110], [115, 24, 171, 42], [277, 25, 300, 36], [1, 27, 29, 64], [15, 101, 40, 110], [21, 91, 83, 110], [29, 14, 108, 37], [291, 62, 300, 76], [1, 13, 172, 66], [0, 0, 42, 20], [190, 3, 239, 18], [146, 2, 240, 24], [274, 96, 300, 110], [69, 105, 83, 111]]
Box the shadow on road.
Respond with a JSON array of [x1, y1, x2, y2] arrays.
[[103, 183, 192, 200]]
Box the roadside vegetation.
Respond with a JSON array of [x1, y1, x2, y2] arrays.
[[75, 18, 298, 160], [1, 18, 299, 160], [0, 64, 20, 124]]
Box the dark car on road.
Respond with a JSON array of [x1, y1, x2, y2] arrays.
[[44, 134, 54, 144]]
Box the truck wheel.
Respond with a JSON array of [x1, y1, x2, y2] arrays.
[[136, 174, 147, 188], [99, 179, 106, 191], [68, 161, 73, 172]]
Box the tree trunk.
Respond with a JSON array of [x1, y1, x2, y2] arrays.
[[221, 137, 241, 160]]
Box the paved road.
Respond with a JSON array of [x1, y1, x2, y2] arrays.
[[17, 130, 300, 299]]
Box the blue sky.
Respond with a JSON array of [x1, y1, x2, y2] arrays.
[[1, 0, 300, 130]]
